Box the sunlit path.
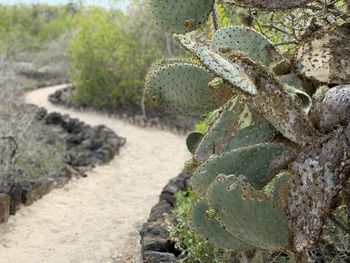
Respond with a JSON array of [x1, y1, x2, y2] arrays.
[[0, 84, 189, 263]]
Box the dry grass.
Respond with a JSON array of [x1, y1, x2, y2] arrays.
[[0, 61, 64, 181]]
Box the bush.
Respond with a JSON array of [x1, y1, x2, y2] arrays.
[[67, 6, 161, 109], [67, 0, 183, 111]]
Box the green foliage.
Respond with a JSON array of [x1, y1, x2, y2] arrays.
[[0, 4, 76, 57], [194, 110, 220, 134], [68, 3, 172, 109], [69, 9, 138, 108]]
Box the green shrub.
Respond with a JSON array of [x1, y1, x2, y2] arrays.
[[67, 5, 167, 110]]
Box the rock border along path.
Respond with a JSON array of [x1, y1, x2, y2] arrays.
[[0, 84, 189, 263]]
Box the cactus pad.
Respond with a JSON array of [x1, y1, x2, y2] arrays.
[[195, 97, 277, 161], [186, 132, 204, 154], [192, 143, 287, 196], [175, 33, 258, 95], [207, 175, 290, 250], [148, 0, 214, 34], [176, 33, 317, 144], [145, 61, 232, 116], [228, 53, 317, 145], [191, 199, 251, 251], [212, 26, 279, 65]]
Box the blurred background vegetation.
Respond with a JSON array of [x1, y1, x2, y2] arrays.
[[0, 0, 185, 110]]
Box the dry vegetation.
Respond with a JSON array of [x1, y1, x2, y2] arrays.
[[0, 61, 64, 185]]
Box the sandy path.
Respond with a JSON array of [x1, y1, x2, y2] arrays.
[[0, 84, 189, 263]]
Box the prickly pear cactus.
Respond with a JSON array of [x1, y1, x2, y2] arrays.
[[176, 33, 258, 96], [194, 97, 277, 161], [145, 0, 350, 257], [145, 60, 232, 116], [192, 199, 251, 250], [211, 26, 312, 113], [207, 175, 290, 250], [192, 143, 291, 196], [176, 33, 317, 145], [148, 0, 214, 33], [212, 26, 279, 65]]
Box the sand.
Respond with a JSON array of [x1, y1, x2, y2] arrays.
[[0, 85, 189, 263]]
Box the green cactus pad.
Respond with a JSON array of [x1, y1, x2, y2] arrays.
[[207, 175, 290, 250], [212, 26, 279, 65], [148, 0, 214, 34], [186, 132, 204, 154], [192, 143, 287, 196], [195, 97, 277, 161], [226, 122, 277, 151], [175, 33, 257, 96], [145, 61, 232, 116], [192, 199, 251, 251]]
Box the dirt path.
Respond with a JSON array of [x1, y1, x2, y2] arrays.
[[0, 84, 189, 263]]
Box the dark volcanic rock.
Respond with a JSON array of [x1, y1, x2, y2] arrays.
[[159, 171, 190, 206], [45, 112, 63, 125], [140, 171, 190, 261], [21, 178, 55, 206], [140, 225, 172, 253], [148, 200, 172, 222], [143, 251, 176, 263], [35, 107, 48, 121]]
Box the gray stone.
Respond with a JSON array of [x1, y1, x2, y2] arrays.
[[143, 251, 176, 263], [148, 200, 172, 222]]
